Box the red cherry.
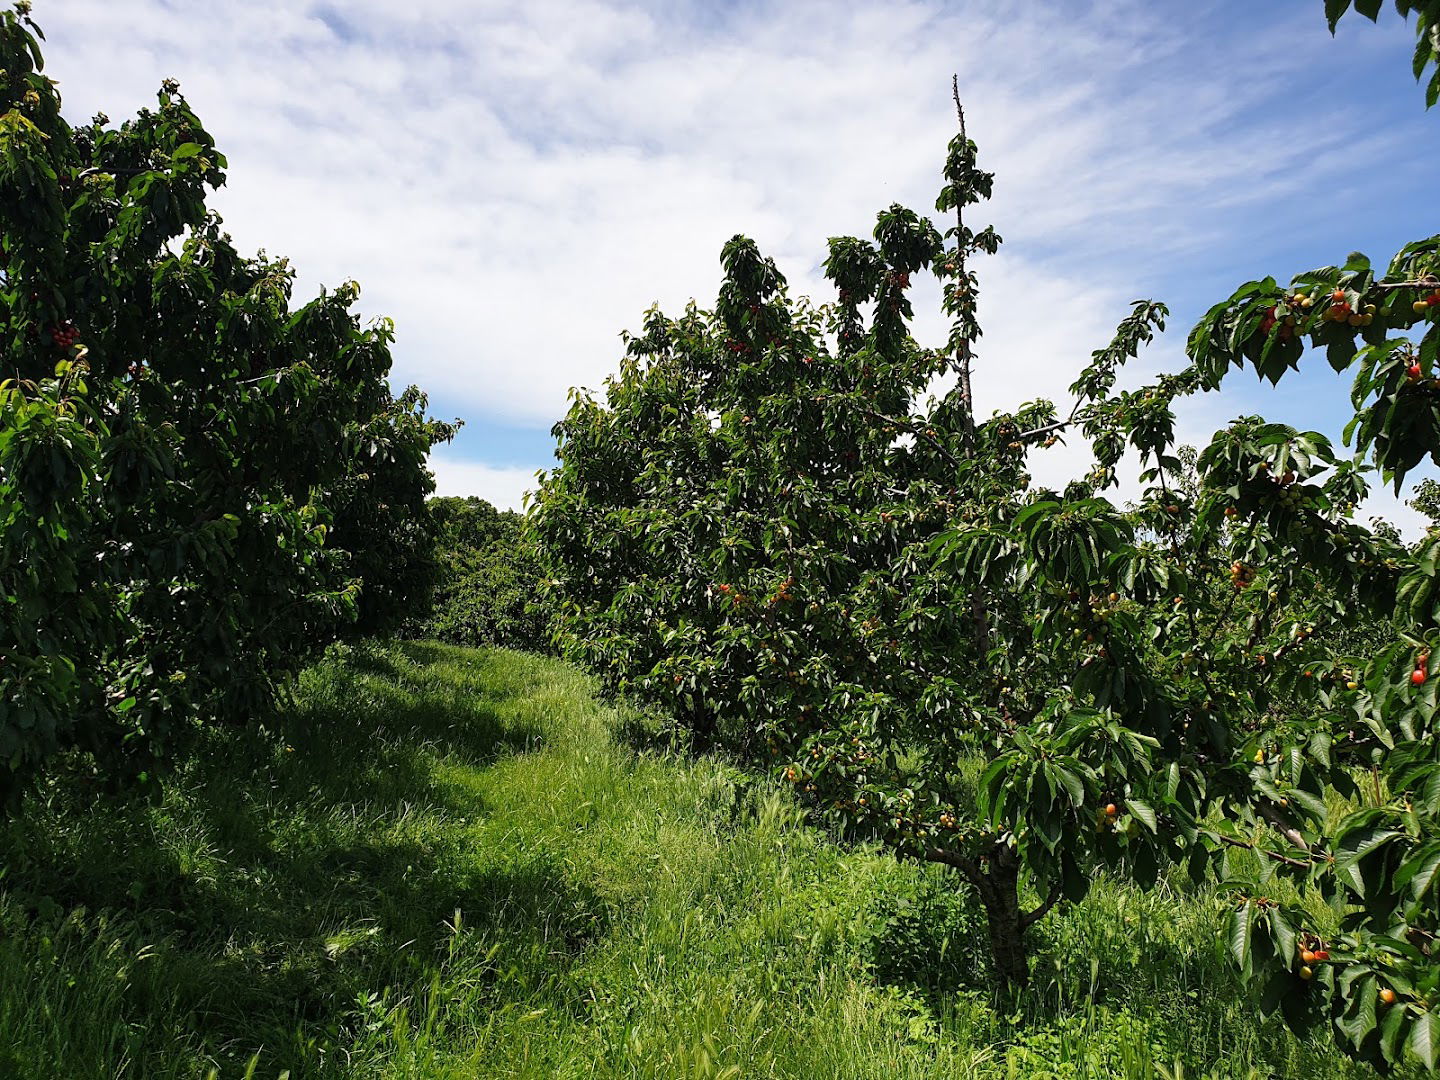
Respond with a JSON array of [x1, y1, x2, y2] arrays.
[[1412, 669, 1428, 686]]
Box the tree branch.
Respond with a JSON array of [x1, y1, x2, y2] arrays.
[[1205, 827, 1311, 869], [1016, 397, 1090, 443], [848, 401, 961, 469], [1256, 801, 1311, 852], [922, 844, 986, 894], [73, 166, 162, 179], [1371, 278, 1440, 291], [1019, 883, 1062, 930]]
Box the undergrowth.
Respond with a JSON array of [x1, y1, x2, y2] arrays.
[[0, 642, 1415, 1078]]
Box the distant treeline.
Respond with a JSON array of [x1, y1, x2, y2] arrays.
[[412, 496, 550, 653]]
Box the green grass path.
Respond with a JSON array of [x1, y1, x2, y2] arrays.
[[0, 643, 1413, 1078]]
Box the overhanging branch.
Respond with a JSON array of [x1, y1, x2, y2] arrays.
[[1019, 883, 1061, 930]]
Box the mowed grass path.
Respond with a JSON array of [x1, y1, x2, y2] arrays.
[[0, 644, 1416, 1078]]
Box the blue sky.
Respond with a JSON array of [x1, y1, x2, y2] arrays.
[[31, 0, 1439, 525]]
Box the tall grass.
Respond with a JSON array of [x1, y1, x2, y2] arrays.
[[0, 642, 1419, 1077]]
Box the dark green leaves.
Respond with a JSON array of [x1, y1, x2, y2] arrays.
[[0, 11, 446, 799]]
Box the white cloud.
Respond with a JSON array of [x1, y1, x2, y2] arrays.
[[427, 452, 538, 511]]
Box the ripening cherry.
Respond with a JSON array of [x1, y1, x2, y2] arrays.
[[1408, 364, 1424, 381], [1412, 668, 1427, 686], [1380, 987, 1397, 1005]]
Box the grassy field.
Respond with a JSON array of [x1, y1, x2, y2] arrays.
[[0, 642, 1417, 1078]]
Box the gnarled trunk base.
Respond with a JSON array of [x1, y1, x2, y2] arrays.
[[973, 854, 1028, 991]]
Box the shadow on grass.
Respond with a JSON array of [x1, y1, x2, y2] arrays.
[[871, 875, 990, 1002], [0, 641, 604, 1076]]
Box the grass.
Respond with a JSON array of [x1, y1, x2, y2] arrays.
[[0, 641, 1421, 1078]]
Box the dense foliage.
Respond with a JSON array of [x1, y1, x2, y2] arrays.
[[417, 496, 548, 652], [0, 4, 453, 797], [535, 9, 1440, 1073]]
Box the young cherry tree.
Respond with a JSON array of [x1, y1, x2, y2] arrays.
[[0, 3, 453, 797], [536, 14, 1440, 1073], [532, 101, 1347, 990]]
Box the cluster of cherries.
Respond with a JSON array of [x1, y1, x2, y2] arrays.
[[1258, 284, 1440, 340], [1322, 289, 1376, 326], [1402, 360, 1439, 387], [1295, 937, 1332, 981], [1230, 560, 1258, 591], [1258, 304, 1300, 339], [1410, 289, 1440, 315], [767, 576, 796, 607], [49, 321, 79, 349], [1411, 650, 1430, 687], [716, 583, 747, 606]]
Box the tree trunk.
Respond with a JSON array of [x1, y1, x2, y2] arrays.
[[967, 849, 1030, 992], [685, 701, 717, 754], [980, 862, 1028, 991], [925, 843, 1056, 994]]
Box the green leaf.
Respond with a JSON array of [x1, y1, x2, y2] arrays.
[[1381, 997, 1407, 1063], [1412, 845, 1440, 901], [1052, 764, 1085, 808], [1228, 903, 1254, 977], [1126, 798, 1158, 834], [1410, 1010, 1439, 1070], [1335, 826, 1404, 879], [1339, 973, 1379, 1047], [1267, 906, 1297, 966]]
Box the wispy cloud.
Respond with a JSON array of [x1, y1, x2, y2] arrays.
[[32, 0, 1434, 526]]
